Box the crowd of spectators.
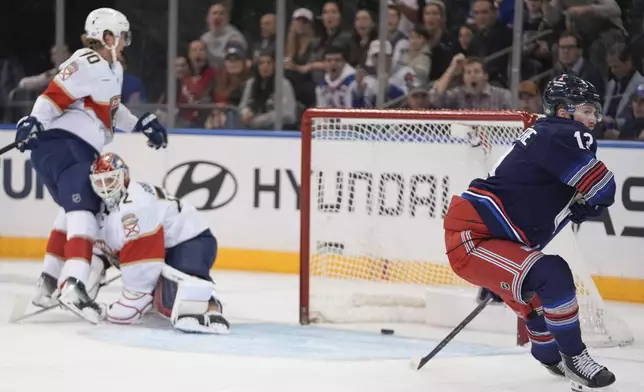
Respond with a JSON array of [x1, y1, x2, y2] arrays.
[[3, 0, 644, 139]]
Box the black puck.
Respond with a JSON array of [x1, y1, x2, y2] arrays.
[[381, 328, 394, 335]]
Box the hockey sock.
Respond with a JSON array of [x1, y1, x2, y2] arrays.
[[42, 209, 68, 279], [522, 255, 584, 357], [525, 314, 560, 364], [43, 229, 66, 278], [58, 211, 97, 286]]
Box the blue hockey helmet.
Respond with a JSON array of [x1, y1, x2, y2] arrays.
[[543, 74, 602, 121]]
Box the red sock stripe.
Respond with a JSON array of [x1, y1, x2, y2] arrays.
[[544, 306, 579, 322], [64, 237, 94, 262], [45, 229, 67, 258], [526, 330, 553, 343]]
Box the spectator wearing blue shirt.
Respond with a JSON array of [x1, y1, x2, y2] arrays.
[[119, 53, 147, 109]]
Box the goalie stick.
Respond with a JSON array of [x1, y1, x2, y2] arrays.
[[416, 296, 493, 370], [9, 273, 121, 323]]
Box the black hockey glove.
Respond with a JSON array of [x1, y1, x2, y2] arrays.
[[569, 200, 604, 224], [477, 288, 504, 304], [135, 112, 168, 149]]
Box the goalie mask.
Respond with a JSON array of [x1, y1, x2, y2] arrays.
[[90, 152, 131, 210]]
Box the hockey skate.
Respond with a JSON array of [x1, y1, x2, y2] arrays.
[[562, 348, 616, 391], [174, 297, 230, 334], [31, 272, 59, 308], [543, 361, 566, 378], [56, 277, 105, 324]]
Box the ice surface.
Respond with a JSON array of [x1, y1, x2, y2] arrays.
[[1, 261, 643, 392]]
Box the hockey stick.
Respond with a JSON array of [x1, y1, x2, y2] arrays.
[[0, 141, 18, 156], [8, 273, 121, 323], [416, 296, 493, 370]]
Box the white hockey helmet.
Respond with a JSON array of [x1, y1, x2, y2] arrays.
[[85, 8, 131, 52]]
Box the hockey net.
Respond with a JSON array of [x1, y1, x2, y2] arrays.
[[299, 108, 633, 348]]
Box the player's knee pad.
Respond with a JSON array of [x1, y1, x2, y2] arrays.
[[524, 255, 576, 306]]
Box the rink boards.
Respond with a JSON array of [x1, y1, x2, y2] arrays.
[[0, 127, 642, 302]]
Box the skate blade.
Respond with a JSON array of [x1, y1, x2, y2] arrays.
[[571, 381, 619, 391], [9, 295, 60, 323], [9, 295, 32, 323], [174, 318, 230, 335], [58, 300, 100, 325]]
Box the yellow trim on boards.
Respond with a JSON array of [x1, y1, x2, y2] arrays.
[[1, 237, 642, 303], [0, 237, 299, 273]]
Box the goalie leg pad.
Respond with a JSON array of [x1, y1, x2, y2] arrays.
[[156, 265, 229, 334], [152, 273, 178, 318], [153, 274, 226, 318]]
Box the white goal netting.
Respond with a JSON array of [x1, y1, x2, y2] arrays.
[[301, 109, 633, 348]]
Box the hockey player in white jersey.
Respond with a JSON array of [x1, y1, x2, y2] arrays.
[[90, 152, 229, 334], [15, 8, 168, 323]]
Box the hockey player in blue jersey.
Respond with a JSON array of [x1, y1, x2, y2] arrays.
[[443, 74, 616, 391]]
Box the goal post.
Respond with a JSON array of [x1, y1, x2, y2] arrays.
[[299, 108, 633, 348]]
